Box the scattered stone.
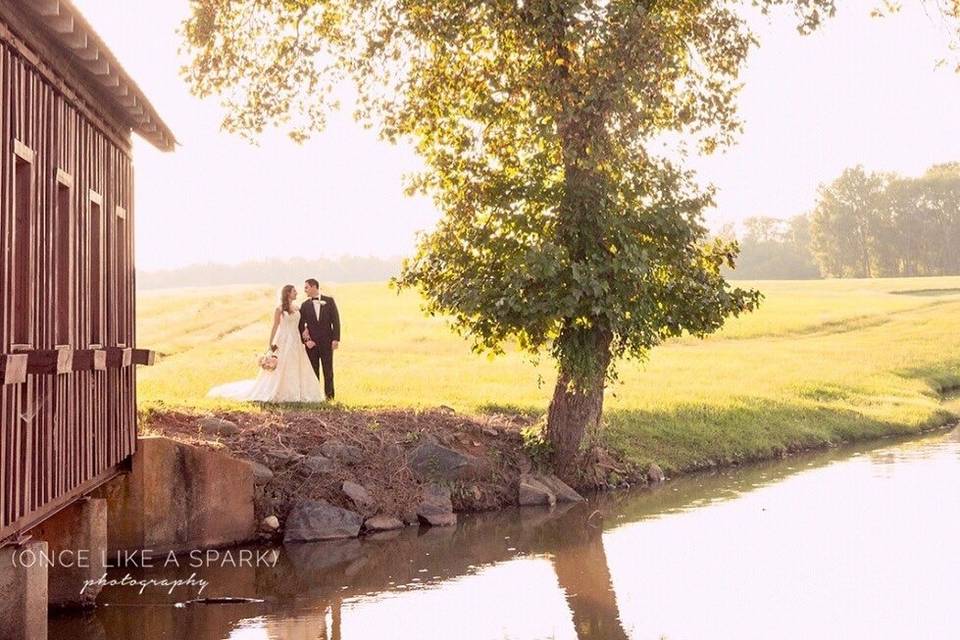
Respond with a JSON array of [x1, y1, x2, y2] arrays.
[[198, 417, 240, 436], [647, 463, 665, 484], [416, 483, 457, 527], [518, 474, 584, 506], [342, 481, 375, 510], [246, 460, 274, 484], [266, 449, 304, 465], [283, 500, 363, 543], [419, 511, 457, 527], [420, 483, 453, 511], [261, 515, 280, 531], [320, 442, 364, 465], [481, 426, 500, 438], [300, 455, 336, 474], [518, 475, 556, 506], [407, 441, 486, 481], [364, 515, 404, 532], [536, 475, 585, 503]]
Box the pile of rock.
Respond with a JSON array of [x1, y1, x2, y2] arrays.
[[242, 430, 588, 545], [278, 480, 458, 543]]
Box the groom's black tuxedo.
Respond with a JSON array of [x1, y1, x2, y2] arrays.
[[298, 295, 340, 399]]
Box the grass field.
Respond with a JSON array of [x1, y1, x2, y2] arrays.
[[137, 277, 960, 473]]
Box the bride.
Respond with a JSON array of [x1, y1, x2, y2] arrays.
[[208, 285, 324, 403]]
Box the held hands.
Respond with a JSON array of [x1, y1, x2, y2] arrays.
[[305, 340, 317, 349]]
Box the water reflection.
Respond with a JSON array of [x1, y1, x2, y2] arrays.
[[50, 427, 960, 640]]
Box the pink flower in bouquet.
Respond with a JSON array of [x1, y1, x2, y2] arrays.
[[259, 353, 279, 371]]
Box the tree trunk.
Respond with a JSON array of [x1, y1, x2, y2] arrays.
[[546, 327, 612, 474]]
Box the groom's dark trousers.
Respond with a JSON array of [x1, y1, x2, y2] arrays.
[[299, 295, 340, 399]]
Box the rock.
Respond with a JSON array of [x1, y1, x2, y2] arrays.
[[536, 475, 585, 503], [407, 441, 486, 481], [419, 483, 453, 511], [647, 463, 665, 484], [342, 481, 374, 510], [261, 515, 280, 531], [518, 474, 584, 506], [402, 511, 420, 526], [300, 455, 336, 474], [418, 511, 457, 527], [198, 417, 240, 436], [518, 475, 556, 506], [416, 483, 457, 527], [481, 426, 500, 438], [283, 500, 363, 543], [245, 460, 274, 484], [363, 515, 404, 532], [266, 449, 304, 465], [320, 442, 364, 465]]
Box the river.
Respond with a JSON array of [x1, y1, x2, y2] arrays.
[[51, 427, 960, 639]]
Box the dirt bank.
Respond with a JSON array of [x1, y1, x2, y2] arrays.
[[140, 407, 636, 531]]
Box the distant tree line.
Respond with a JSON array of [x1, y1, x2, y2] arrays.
[[138, 256, 403, 289], [727, 163, 960, 279], [720, 215, 820, 279]]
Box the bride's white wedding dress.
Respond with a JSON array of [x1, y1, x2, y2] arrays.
[[208, 308, 323, 403]]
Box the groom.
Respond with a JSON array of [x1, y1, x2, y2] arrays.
[[299, 278, 340, 400]]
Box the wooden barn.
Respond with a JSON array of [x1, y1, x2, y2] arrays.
[[0, 0, 172, 546]]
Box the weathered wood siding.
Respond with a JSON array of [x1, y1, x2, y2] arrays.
[[0, 20, 136, 543]]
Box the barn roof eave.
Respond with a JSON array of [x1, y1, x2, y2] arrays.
[[24, 0, 177, 152]]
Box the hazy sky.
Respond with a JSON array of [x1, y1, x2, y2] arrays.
[[73, 0, 960, 270]]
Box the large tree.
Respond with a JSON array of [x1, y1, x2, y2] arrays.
[[182, 0, 841, 470], [809, 166, 892, 278]]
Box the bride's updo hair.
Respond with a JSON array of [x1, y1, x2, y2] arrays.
[[280, 284, 296, 314]]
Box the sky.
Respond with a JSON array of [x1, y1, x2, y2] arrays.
[[72, 0, 960, 270]]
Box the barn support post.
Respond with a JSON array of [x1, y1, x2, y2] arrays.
[[0, 540, 48, 640]]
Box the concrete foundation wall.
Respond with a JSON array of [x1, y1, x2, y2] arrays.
[[94, 436, 256, 554], [0, 541, 48, 640]]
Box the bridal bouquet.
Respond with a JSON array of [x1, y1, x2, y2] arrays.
[[259, 351, 279, 371]]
